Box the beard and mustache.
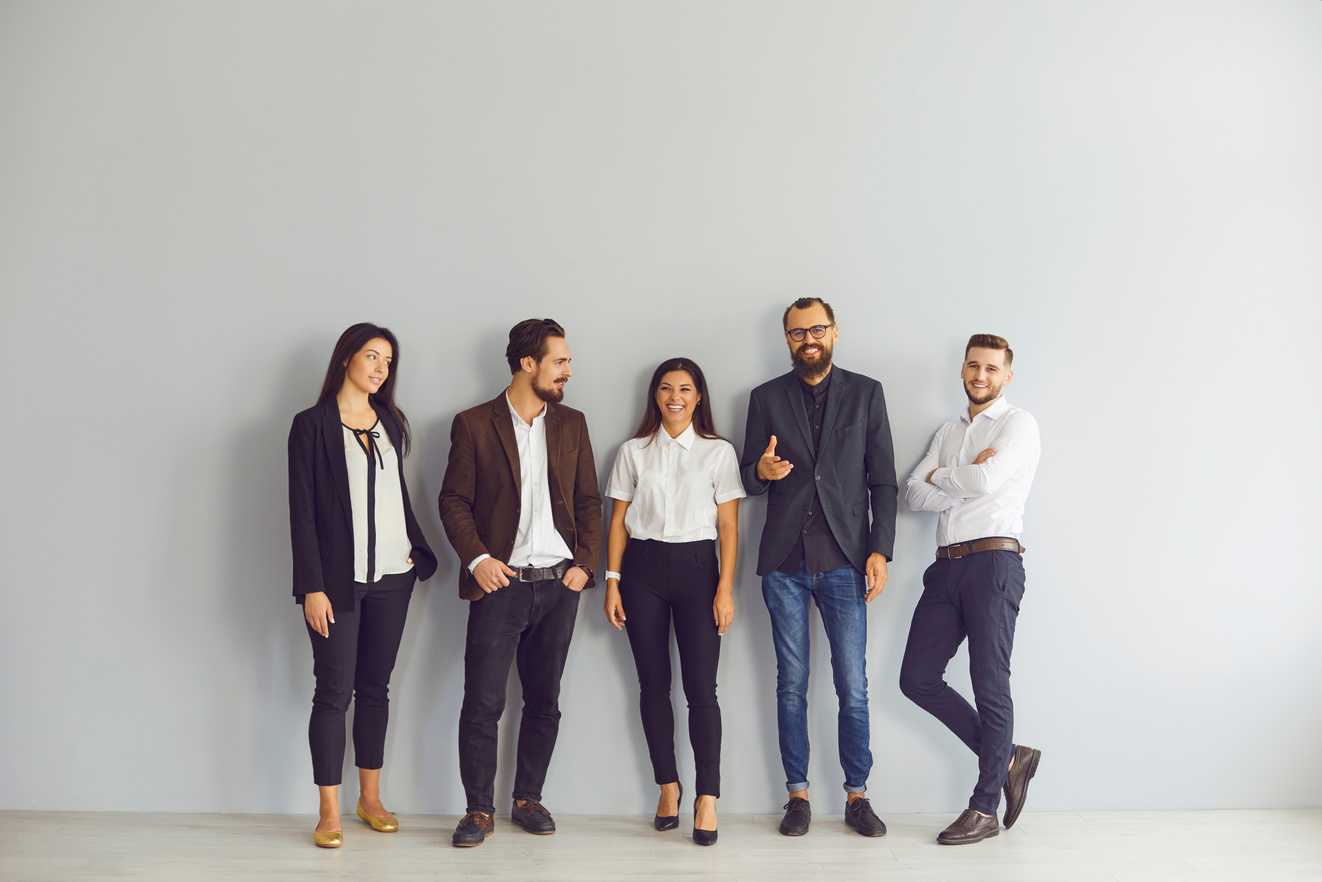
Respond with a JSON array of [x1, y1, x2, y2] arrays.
[[791, 340, 833, 382], [532, 373, 566, 403]]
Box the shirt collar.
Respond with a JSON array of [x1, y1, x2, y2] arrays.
[[658, 423, 697, 450], [506, 392, 546, 428], [961, 395, 1010, 424], [797, 368, 831, 398]]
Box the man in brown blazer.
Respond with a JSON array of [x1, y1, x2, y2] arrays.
[[438, 318, 602, 847]]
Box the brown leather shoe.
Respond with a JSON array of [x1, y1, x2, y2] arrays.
[[452, 811, 494, 847], [1002, 744, 1041, 829], [936, 809, 999, 845]]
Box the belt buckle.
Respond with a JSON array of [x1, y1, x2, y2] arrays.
[[513, 566, 528, 582], [948, 544, 967, 560]]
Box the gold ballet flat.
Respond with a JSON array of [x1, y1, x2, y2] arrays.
[[313, 828, 343, 848], [357, 799, 399, 832]]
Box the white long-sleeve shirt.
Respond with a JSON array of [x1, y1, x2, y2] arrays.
[[468, 394, 574, 573], [905, 396, 1040, 547]]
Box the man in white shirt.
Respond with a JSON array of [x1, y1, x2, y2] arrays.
[[439, 318, 602, 847], [900, 334, 1042, 845]]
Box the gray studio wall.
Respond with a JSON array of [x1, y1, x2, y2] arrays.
[[2, 1, 1320, 815]]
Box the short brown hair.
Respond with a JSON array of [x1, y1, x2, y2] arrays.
[[782, 297, 836, 331], [506, 318, 566, 374], [965, 333, 1013, 367]]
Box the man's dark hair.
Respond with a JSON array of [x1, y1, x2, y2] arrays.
[[965, 333, 1013, 367], [782, 297, 836, 331], [505, 318, 566, 374]]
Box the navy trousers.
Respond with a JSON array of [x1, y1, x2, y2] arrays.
[[899, 549, 1025, 814]]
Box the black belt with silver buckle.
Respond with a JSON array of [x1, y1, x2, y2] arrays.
[[510, 560, 572, 582], [936, 538, 1025, 560]]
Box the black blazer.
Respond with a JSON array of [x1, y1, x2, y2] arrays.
[[288, 397, 438, 613], [739, 367, 898, 576]]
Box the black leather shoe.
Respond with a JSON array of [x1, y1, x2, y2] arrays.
[[779, 796, 811, 836], [1002, 744, 1041, 829], [937, 809, 999, 845], [844, 796, 887, 837], [654, 782, 683, 831], [511, 798, 556, 834], [452, 811, 493, 847], [692, 796, 717, 846]]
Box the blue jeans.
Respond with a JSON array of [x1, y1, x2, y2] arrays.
[[762, 561, 871, 793]]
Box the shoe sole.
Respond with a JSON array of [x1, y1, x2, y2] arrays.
[[937, 828, 999, 845], [511, 817, 556, 835], [1003, 748, 1041, 829], [779, 825, 809, 836], [452, 828, 494, 847], [845, 820, 888, 837]]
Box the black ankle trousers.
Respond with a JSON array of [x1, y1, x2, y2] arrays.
[[305, 569, 414, 786], [621, 538, 722, 798]]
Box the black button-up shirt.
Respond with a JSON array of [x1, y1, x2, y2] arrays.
[[777, 369, 852, 575]]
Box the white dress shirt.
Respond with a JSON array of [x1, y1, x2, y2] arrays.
[[606, 425, 745, 543], [468, 394, 574, 572], [905, 396, 1041, 547], [343, 421, 414, 583]]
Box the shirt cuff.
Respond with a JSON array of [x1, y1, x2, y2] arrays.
[[467, 553, 491, 574]]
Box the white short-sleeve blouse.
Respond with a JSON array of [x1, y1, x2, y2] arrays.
[[605, 424, 745, 543]]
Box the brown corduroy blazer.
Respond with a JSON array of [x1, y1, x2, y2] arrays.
[[438, 392, 602, 601]]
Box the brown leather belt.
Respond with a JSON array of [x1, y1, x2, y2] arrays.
[[510, 560, 571, 582], [936, 538, 1025, 560]]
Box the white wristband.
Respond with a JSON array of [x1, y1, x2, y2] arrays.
[[606, 570, 622, 582]]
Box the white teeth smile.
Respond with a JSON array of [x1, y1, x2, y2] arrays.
[[667, 405, 684, 411]]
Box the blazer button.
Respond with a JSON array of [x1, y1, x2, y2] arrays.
[[815, 475, 821, 481]]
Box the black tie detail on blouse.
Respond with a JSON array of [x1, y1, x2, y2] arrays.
[[346, 422, 384, 582]]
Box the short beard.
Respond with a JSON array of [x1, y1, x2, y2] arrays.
[[791, 346, 832, 382], [963, 381, 1000, 406], [533, 377, 565, 403]]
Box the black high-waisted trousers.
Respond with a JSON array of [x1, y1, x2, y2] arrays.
[[621, 538, 722, 797]]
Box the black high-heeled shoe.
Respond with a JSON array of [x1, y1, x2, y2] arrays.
[[692, 795, 718, 846], [653, 782, 682, 831]]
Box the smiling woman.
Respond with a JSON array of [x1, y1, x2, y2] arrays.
[[603, 357, 746, 846], [287, 323, 438, 848]]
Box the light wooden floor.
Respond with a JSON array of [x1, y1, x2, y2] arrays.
[[2, 809, 1320, 881]]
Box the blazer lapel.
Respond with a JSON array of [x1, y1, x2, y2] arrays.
[[490, 395, 521, 495], [818, 367, 846, 448], [543, 402, 563, 504], [782, 376, 815, 461], [320, 398, 352, 530]]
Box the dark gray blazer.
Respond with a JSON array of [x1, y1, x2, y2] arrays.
[[739, 366, 897, 577]]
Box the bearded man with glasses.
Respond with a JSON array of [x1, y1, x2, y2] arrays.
[[739, 297, 897, 838]]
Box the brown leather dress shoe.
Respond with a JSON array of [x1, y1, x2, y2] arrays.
[[1002, 744, 1041, 829], [452, 811, 494, 847], [937, 809, 1000, 845]]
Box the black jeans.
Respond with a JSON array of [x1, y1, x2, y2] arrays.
[[305, 569, 415, 786], [622, 539, 722, 798], [458, 575, 581, 815], [899, 549, 1026, 814]]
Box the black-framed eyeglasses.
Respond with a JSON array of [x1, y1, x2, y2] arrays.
[[785, 323, 836, 342]]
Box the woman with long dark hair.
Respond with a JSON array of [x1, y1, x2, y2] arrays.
[[287, 323, 437, 847], [603, 357, 744, 845]]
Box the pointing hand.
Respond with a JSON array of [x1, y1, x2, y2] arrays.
[[757, 435, 794, 482]]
